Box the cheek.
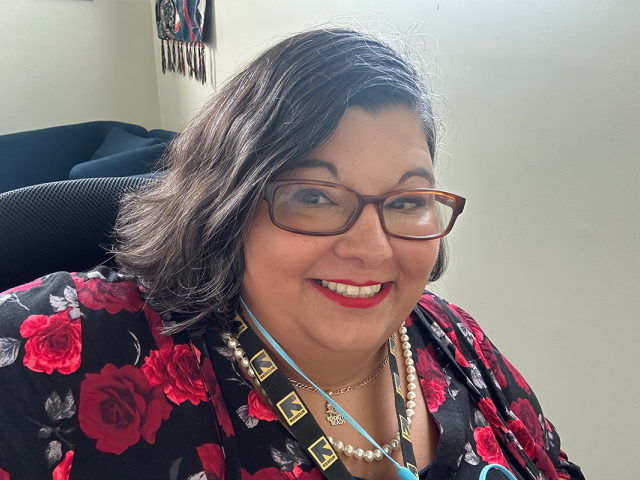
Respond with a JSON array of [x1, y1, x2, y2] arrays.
[[242, 215, 330, 296], [395, 239, 440, 284]]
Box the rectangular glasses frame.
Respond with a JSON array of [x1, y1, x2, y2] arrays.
[[263, 180, 466, 240]]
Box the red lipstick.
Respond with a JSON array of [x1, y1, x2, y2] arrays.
[[311, 280, 391, 309]]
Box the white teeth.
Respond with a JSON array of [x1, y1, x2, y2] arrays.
[[318, 280, 384, 298]]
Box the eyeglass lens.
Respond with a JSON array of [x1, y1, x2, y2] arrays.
[[271, 183, 454, 238]]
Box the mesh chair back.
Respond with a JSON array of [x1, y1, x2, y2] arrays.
[[0, 177, 150, 292]]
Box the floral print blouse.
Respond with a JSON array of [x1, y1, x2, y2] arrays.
[[0, 267, 584, 480]]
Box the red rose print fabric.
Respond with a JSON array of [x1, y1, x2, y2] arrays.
[[73, 276, 144, 314], [449, 303, 507, 387], [416, 344, 448, 413], [507, 419, 538, 457], [504, 355, 532, 394], [473, 426, 510, 468], [241, 467, 288, 480], [79, 363, 173, 454], [200, 357, 235, 438], [413, 294, 584, 480], [240, 466, 325, 480], [510, 398, 544, 448], [197, 443, 226, 480], [247, 390, 277, 422], [0, 269, 584, 480], [52, 450, 74, 480], [419, 296, 471, 368], [20, 309, 81, 374], [142, 344, 208, 405], [143, 304, 174, 350], [478, 398, 504, 433]]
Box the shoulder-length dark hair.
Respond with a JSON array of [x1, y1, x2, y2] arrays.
[[114, 27, 445, 334]]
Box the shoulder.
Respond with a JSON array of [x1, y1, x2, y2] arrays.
[[414, 291, 523, 387], [0, 267, 162, 391], [0, 266, 172, 373], [416, 291, 485, 339], [0, 267, 145, 315], [0, 268, 181, 477], [415, 291, 503, 364], [1, 267, 157, 344], [72, 267, 147, 315], [1, 271, 79, 360], [412, 293, 580, 478]]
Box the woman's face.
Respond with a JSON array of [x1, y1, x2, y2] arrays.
[[242, 106, 440, 354]]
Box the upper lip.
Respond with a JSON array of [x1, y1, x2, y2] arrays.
[[315, 279, 388, 286]]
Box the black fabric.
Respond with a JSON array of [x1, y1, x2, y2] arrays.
[[0, 177, 150, 292]]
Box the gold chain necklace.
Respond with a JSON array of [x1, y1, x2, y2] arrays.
[[286, 354, 389, 394], [285, 333, 396, 426]]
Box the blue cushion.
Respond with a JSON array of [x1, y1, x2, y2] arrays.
[[90, 127, 160, 160], [147, 129, 179, 143], [70, 144, 166, 180], [0, 122, 110, 193]]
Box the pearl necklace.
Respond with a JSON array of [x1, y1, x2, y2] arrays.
[[222, 324, 417, 463]]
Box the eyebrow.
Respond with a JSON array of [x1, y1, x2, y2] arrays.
[[397, 168, 436, 187], [279, 158, 340, 179], [279, 160, 435, 186]]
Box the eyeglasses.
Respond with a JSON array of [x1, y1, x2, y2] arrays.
[[263, 180, 466, 240]]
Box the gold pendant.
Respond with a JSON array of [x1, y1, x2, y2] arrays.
[[325, 401, 346, 426]]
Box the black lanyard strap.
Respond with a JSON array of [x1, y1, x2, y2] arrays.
[[228, 312, 419, 479], [231, 313, 351, 478], [388, 333, 419, 476]]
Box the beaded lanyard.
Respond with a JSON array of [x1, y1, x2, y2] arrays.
[[230, 298, 419, 480]]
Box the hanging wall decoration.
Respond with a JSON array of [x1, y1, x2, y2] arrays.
[[156, 0, 207, 84]]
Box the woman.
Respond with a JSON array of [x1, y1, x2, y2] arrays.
[[0, 29, 584, 480]]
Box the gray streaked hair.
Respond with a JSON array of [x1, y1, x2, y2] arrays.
[[113, 27, 445, 336]]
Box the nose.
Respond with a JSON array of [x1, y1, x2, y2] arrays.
[[333, 203, 393, 266]]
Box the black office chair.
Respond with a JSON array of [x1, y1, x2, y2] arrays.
[[0, 177, 150, 292]]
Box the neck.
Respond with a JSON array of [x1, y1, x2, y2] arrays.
[[242, 309, 392, 392], [280, 340, 390, 393]]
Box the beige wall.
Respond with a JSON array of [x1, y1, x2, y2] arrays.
[[156, 1, 640, 478], [0, 0, 161, 135]]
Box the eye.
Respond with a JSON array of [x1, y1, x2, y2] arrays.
[[385, 196, 427, 211], [290, 188, 335, 205]]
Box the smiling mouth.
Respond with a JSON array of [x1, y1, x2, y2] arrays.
[[314, 280, 385, 298]]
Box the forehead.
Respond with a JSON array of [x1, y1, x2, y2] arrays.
[[318, 106, 430, 160], [286, 106, 434, 190]]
